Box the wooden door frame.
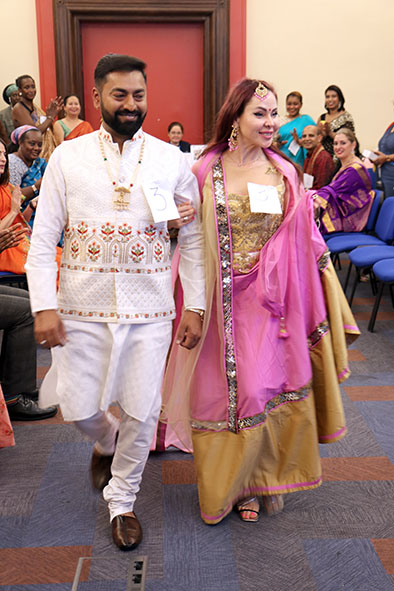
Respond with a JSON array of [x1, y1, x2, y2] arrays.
[[52, 0, 230, 141]]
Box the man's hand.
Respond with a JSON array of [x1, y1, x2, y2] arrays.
[[175, 310, 203, 349], [34, 310, 67, 348], [0, 224, 28, 253]]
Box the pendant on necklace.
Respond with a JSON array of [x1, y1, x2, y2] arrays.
[[113, 186, 131, 210], [265, 165, 277, 175]]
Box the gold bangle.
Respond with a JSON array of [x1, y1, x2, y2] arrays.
[[386, 155, 391, 163]]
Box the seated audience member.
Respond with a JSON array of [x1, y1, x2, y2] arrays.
[[8, 126, 46, 226], [317, 85, 355, 156], [0, 226, 57, 422], [314, 129, 373, 234], [168, 121, 191, 153], [12, 75, 62, 161], [0, 284, 58, 421], [277, 91, 315, 167], [53, 95, 94, 144], [0, 84, 20, 139], [0, 138, 31, 272], [0, 138, 61, 274], [302, 125, 335, 189], [0, 225, 25, 446], [373, 121, 394, 197]]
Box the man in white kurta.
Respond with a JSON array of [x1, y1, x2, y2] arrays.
[[25, 54, 205, 551]]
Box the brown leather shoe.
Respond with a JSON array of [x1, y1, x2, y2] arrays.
[[112, 513, 142, 551], [90, 449, 114, 491]]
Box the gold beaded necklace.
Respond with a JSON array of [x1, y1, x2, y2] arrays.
[[98, 133, 146, 210]]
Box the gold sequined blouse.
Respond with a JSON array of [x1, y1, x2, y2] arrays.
[[228, 182, 285, 274]]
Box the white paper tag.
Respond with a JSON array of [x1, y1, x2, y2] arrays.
[[362, 149, 378, 162], [248, 183, 282, 214], [288, 139, 300, 156], [142, 182, 180, 223], [303, 173, 314, 189]]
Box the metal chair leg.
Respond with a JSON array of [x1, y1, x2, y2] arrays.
[[343, 261, 353, 294], [368, 282, 385, 332], [390, 284, 394, 308], [348, 267, 360, 306]]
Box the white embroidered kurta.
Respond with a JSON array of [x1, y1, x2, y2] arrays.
[[25, 127, 205, 421], [26, 127, 205, 319]]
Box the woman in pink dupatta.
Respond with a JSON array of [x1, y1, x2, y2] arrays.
[[162, 79, 359, 525]]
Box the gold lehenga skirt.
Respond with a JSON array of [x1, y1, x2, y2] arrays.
[[192, 263, 358, 524]]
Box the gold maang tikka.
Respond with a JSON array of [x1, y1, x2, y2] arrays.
[[254, 82, 269, 101]]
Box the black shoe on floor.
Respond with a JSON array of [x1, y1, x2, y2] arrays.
[[7, 395, 57, 421], [19, 390, 39, 402]]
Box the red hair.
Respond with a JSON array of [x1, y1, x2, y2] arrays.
[[201, 78, 302, 178]]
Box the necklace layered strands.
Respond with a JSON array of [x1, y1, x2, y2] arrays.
[[98, 133, 146, 211]]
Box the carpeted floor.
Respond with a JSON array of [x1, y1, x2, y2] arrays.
[[1, 262, 394, 590]]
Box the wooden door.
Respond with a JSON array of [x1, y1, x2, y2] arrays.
[[81, 21, 203, 143]]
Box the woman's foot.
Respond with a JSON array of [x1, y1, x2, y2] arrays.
[[236, 497, 260, 522], [262, 494, 284, 516]]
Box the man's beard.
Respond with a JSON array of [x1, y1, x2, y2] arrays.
[[101, 104, 146, 138]]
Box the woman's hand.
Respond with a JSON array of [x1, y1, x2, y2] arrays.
[[373, 150, 391, 167], [168, 201, 196, 230], [291, 128, 300, 144], [0, 223, 28, 253], [46, 96, 63, 120], [10, 185, 23, 214], [317, 120, 326, 137]]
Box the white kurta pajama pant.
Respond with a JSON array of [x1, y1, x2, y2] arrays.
[[41, 319, 172, 520], [26, 128, 205, 522]]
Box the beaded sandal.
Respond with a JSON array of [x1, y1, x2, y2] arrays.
[[236, 497, 260, 522]]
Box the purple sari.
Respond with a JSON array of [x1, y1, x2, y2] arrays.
[[316, 162, 373, 233]]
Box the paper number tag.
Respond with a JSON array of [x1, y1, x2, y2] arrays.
[[288, 139, 300, 156], [248, 183, 282, 214], [303, 173, 314, 189], [142, 182, 180, 223]]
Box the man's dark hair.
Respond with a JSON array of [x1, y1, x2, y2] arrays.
[[94, 54, 147, 89]]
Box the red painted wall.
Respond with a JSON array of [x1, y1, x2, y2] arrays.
[[81, 21, 203, 143]]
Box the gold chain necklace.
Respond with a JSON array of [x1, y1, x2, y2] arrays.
[[98, 133, 146, 210]]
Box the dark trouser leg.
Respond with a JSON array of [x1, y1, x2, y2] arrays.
[[0, 286, 36, 399]]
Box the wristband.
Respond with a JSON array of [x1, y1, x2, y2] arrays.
[[185, 307, 205, 321], [31, 184, 38, 196], [47, 115, 54, 121], [386, 155, 391, 163]]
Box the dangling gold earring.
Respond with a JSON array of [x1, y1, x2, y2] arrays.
[[228, 124, 239, 152]]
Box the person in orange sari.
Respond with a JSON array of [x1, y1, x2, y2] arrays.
[[53, 95, 94, 144], [0, 140, 30, 273], [0, 138, 61, 278]]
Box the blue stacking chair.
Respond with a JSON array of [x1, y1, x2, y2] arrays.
[[347, 245, 394, 305], [368, 258, 394, 332], [322, 189, 382, 243], [326, 196, 394, 292]]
